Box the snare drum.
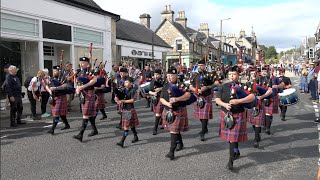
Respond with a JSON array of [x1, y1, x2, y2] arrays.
[[278, 88, 299, 106], [140, 82, 151, 95]]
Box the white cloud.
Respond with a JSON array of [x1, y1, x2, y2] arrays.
[[95, 0, 320, 51]]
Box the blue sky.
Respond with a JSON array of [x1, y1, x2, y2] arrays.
[[96, 0, 319, 52]]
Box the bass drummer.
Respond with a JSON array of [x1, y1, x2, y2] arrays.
[[278, 68, 292, 121]]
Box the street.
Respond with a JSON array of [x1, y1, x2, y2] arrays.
[[0, 76, 318, 180]]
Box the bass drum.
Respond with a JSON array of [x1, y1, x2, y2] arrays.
[[278, 88, 299, 106], [139, 82, 151, 96]]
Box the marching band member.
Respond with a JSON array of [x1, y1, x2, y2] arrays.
[[73, 57, 98, 142], [189, 58, 214, 141], [149, 69, 164, 135], [216, 66, 255, 170], [142, 64, 154, 108], [160, 67, 191, 160], [94, 71, 108, 120], [46, 66, 70, 135], [116, 77, 139, 148], [278, 68, 292, 121], [62, 62, 75, 112], [115, 67, 129, 129]]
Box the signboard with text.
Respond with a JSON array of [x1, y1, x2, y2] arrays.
[[121, 46, 162, 59]]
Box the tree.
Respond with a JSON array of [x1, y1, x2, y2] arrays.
[[265, 46, 278, 59]]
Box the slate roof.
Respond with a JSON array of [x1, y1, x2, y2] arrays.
[[53, 0, 120, 19], [116, 19, 171, 48]]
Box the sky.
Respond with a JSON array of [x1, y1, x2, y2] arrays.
[[95, 0, 320, 52]]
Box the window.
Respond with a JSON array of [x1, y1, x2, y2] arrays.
[[1, 13, 39, 37], [43, 45, 54, 56], [74, 27, 104, 46], [43, 21, 71, 41], [176, 39, 182, 51]]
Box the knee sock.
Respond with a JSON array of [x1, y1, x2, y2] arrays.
[[60, 115, 69, 126], [170, 133, 178, 153], [89, 117, 98, 132], [100, 109, 107, 117], [131, 127, 138, 136]]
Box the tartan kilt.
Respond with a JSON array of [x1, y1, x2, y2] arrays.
[[192, 94, 213, 119], [122, 108, 139, 128], [82, 90, 96, 117], [219, 110, 248, 142], [152, 100, 164, 114], [264, 98, 273, 115], [162, 107, 189, 133], [272, 96, 279, 114], [247, 104, 266, 127], [95, 93, 105, 109], [51, 95, 67, 117]]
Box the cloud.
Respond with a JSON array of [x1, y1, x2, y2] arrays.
[[95, 0, 320, 52]]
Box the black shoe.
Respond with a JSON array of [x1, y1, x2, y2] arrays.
[[233, 151, 240, 160], [61, 125, 70, 130], [253, 140, 259, 148], [116, 141, 124, 148], [265, 129, 271, 135], [152, 128, 157, 135], [131, 136, 139, 143], [48, 129, 54, 135], [88, 131, 98, 137], [200, 134, 205, 141], [100, 116, 107, 120], [176, 143, 184, 151], [226, 158, 233, 170], [73, 134, 83, 142], [315, 118, 320, 123], [281, 115, 286, 121], [17, 121, 26, 125], [165, 152, 175, 160]]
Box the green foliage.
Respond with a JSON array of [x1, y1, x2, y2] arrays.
[[259, 45, 278, 63]]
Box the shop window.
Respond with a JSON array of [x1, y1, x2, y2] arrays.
[[43, 21, 71, 41], [1, 13, 39, 37], [73, 27, 103, 46]]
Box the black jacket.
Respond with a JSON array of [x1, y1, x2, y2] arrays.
[[5, 74, 22, 97]]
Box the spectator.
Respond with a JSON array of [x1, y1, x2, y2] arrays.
[[27, 70, 46, 120], [5, 65, 26, 127], [1, 64, 10, 111], [308, 63, 316, 100], [40, 68, 51, 118], [300, 63, 308, 93]]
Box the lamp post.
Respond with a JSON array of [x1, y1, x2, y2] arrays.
[[219, 18, 231, 63]]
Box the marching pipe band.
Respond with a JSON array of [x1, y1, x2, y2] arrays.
[[42, 43, 298, 171]]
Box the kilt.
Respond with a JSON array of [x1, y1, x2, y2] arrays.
[[51, 95, 67, 117], [152, 100, 164, 114], [122, 108, 139, 128], [247, 105, 266, 127], [192, 94, 213, 119], [95, 93, 105, 109], [219, 110, 248, 142], [264, 98, 273, 115], [82, 89, 96, 117], [162, 107, 189, 133], [272, 96, 279, 114]]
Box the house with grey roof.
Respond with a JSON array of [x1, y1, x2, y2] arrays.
[[116, 16, 172, 69]]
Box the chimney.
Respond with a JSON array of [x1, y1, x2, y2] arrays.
[[161, 5, 174, 23], [175, 11, 187, 28], [139, 13, 151, 28], [198, 23, 209, 37]]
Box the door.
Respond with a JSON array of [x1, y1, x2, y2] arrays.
[[44, 60, 53, 76]]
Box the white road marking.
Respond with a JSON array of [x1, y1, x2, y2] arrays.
[[314, 105, 318, 108], [315, 109, 319, 113], [0, 135, 7, 139], [313, 102, 318, 104], [315, 113, 320, 117], [43, 122, 62, 128]]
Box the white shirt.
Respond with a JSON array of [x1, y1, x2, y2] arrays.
[[317, 71, 320, 82], [28, 77, 41, 92]]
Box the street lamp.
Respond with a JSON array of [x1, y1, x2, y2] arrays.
[[219, 18, 231, 63]]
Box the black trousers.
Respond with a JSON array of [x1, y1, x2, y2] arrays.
[[41, 91, 50, 114], [27, 91, 37, 117], [9, 95, 23, 122], [279, 105, 287, 116]]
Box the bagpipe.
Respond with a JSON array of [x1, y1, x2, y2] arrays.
[[48, 78, 75, 106], [114, 86, 126, 100], [149, 78, 164, 105]]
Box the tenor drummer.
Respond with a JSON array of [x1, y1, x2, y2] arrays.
[[149, 69, 164, 135], [73, 57, 99, 142], [278, 68, 292, 121], [216, 66, 255, 170], [160, 67, 191, 160], [189, 58, 214, 141], [45, 66, 70, 135]]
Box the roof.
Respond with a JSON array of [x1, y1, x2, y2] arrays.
[[116, 19, 171, 48], [53, 0, 120, 19], [245, 37, 253, 43]]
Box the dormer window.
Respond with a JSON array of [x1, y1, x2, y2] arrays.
[[176, 39, 182, 51]]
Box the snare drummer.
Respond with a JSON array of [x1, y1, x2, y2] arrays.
[[216, 66, 255, 170], [278, 68, 292, 121]]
